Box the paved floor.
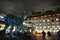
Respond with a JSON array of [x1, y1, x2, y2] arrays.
[[33, 33, 60, 40], [0, 33, 59, 40]]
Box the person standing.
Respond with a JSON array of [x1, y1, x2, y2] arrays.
[[57, 30, 60, 40], [47, 31, 52, 40], [42, 31, 46, 40]]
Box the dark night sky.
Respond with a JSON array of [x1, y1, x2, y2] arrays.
[[0, 0, 60, 16]]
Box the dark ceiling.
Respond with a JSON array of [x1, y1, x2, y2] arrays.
[[0, 0, 60, 16]]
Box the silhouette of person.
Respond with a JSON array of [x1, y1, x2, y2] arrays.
[[47, 31, 52, 40], [47, 31, 51, 37], [57, 30, 60, 40], [42, 31, 46, 40]]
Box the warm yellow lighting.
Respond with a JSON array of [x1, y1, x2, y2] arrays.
[[44, 15, 47, 17], [0, 24, 5, 30], [48, 15, 51, 17], [0, 16, 4, 18], [0, 24, 5, 27], [56, 14, 60, 16], [41, 16, 44, 18], [36, 30, 40, 33], [27, 18, 30, 20], [52, 14, 55, 17]]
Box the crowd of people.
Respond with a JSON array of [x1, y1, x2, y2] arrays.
[[42, 30, 60, 40], [0, 29, 60, 40]]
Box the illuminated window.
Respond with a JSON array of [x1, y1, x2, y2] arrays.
[[57, 26, 60, 27], [48, 15, 51, 17], [44, 26, 46, 28], [34, 17, 37, 18], [36, 21, 38, 23], [48, 23, 50, 24], [56, 22, 59, 24], [43, 20, 45, 22], [48, 26, 50, 28], [44, 15, 47, 17], [41, 16, 44, 18], [53, 14, 55, 17], [56, 14, 60, 16], [59, 28, 60, 30], [52, 22, 54, 24], [40, 23, 42, 25], [40, 26, 42, 28], [52, 26, 55, 27], [36, 27, 38, 29], [56, 18, 59, 21], [47, 20, 50, 22]]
